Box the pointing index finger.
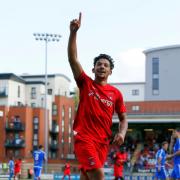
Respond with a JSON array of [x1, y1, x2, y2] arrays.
[[79, 12, 82, 23]]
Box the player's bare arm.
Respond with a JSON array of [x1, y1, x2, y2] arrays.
[[68, 12, 83, 79], [167, 150, 180, 160], [169, 131, 175, 154], [113, 112, 128, 146]]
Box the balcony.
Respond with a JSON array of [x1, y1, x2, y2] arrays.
[[49, 143, 59, 150], [50, 125, 59, 135], [5, 139, 25, 148], [6, 122, 25, 131]]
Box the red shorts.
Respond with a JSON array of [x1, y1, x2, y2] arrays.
[[114, 165, 123, 177], [74, 135, 109, 171], [14, 168, 21, 175], [64, 169, 70, 175]]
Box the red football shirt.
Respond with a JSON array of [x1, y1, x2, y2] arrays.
[[14, 160, 22, 174], [74, 72, 126, 143], [64, 163, 71, 175]]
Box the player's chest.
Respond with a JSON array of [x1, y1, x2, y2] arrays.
[[85, 86, 115, 108]]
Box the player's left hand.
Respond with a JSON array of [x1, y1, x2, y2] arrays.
[[112, 132, 124, 146]]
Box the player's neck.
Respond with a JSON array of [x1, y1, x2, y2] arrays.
[[94, 78, 108, 86]]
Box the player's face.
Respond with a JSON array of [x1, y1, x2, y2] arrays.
[[93, 58, 112, 81], [163, 143, 168, 151]]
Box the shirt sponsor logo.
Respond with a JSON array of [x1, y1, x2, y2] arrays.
[[88, 90, 113, 107]]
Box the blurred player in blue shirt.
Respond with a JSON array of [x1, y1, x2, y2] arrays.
[[155, 141, 169, 180], [33, 145, 46, 180], [8, 157, 14, 180], [167, 128, 180, 180]]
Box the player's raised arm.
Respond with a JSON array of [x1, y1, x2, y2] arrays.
[[68, 12, 83, 79]]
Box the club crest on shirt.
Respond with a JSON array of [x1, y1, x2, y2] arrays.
[[108, 92, 114, 100]]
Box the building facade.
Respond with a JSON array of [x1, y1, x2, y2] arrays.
[[0, 73, 75, 165], [109, 45, 180, 174], [111, 44, 180, 144], [144, 44, 180, 101]]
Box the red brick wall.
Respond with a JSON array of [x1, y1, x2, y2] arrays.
[[125, 100, 180, 114], [54, 96, 75, 158], [33, 108, 46, 148], [0, 106, 8, 161]]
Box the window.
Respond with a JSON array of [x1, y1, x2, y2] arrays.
[[50, 152, 57, 159], [132, 89, 139, 96], [62, 119, 65, 132], [33, 117, 39, 124], [15, 116, 20, 122], [15, 133, 19, 139], [69, 125, 71, 134], [52, 120, 57, 126], [14, 150, 20, 157], [18, 85, 20, 98], [34, 134, 38, 140], [69, 137, 71, 143], [52, 104, 57, 115], [41, 97, 44, 107], [0, 86, 8, 96], [152, 79, 159, 90], [65, 91, 67, 96], [34, 124, 38, 130], [48, 89, 53, 95], [31, 87, 36, 99], [62, 106, 65, 117], [33, 140, 38, 146], [31, 103, 36, 107], [62, 126, 64, 133], [152, 78, 159, 95], [69, 107, 72, 119], [152, 57, 159, 74], [62, 120, 64, 126], [152, 57, 159, 95], [132, 105, 140, 111], [0, 111, 3, 117]]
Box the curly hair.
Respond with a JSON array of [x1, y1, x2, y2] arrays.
[[93, 54, 114, 70]]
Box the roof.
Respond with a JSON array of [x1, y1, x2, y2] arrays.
[[0, 73, 25, 83], [21, 73, 71, 82], [113, 117, 180, 124], [143, 44, 180, 54]]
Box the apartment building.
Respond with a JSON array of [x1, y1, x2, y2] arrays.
[[0, 73, 75, 164]]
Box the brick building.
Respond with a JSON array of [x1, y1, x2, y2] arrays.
[[0, 73, 75, 167]]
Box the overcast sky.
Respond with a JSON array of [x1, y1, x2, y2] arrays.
[[0, 0, 180, 88]]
